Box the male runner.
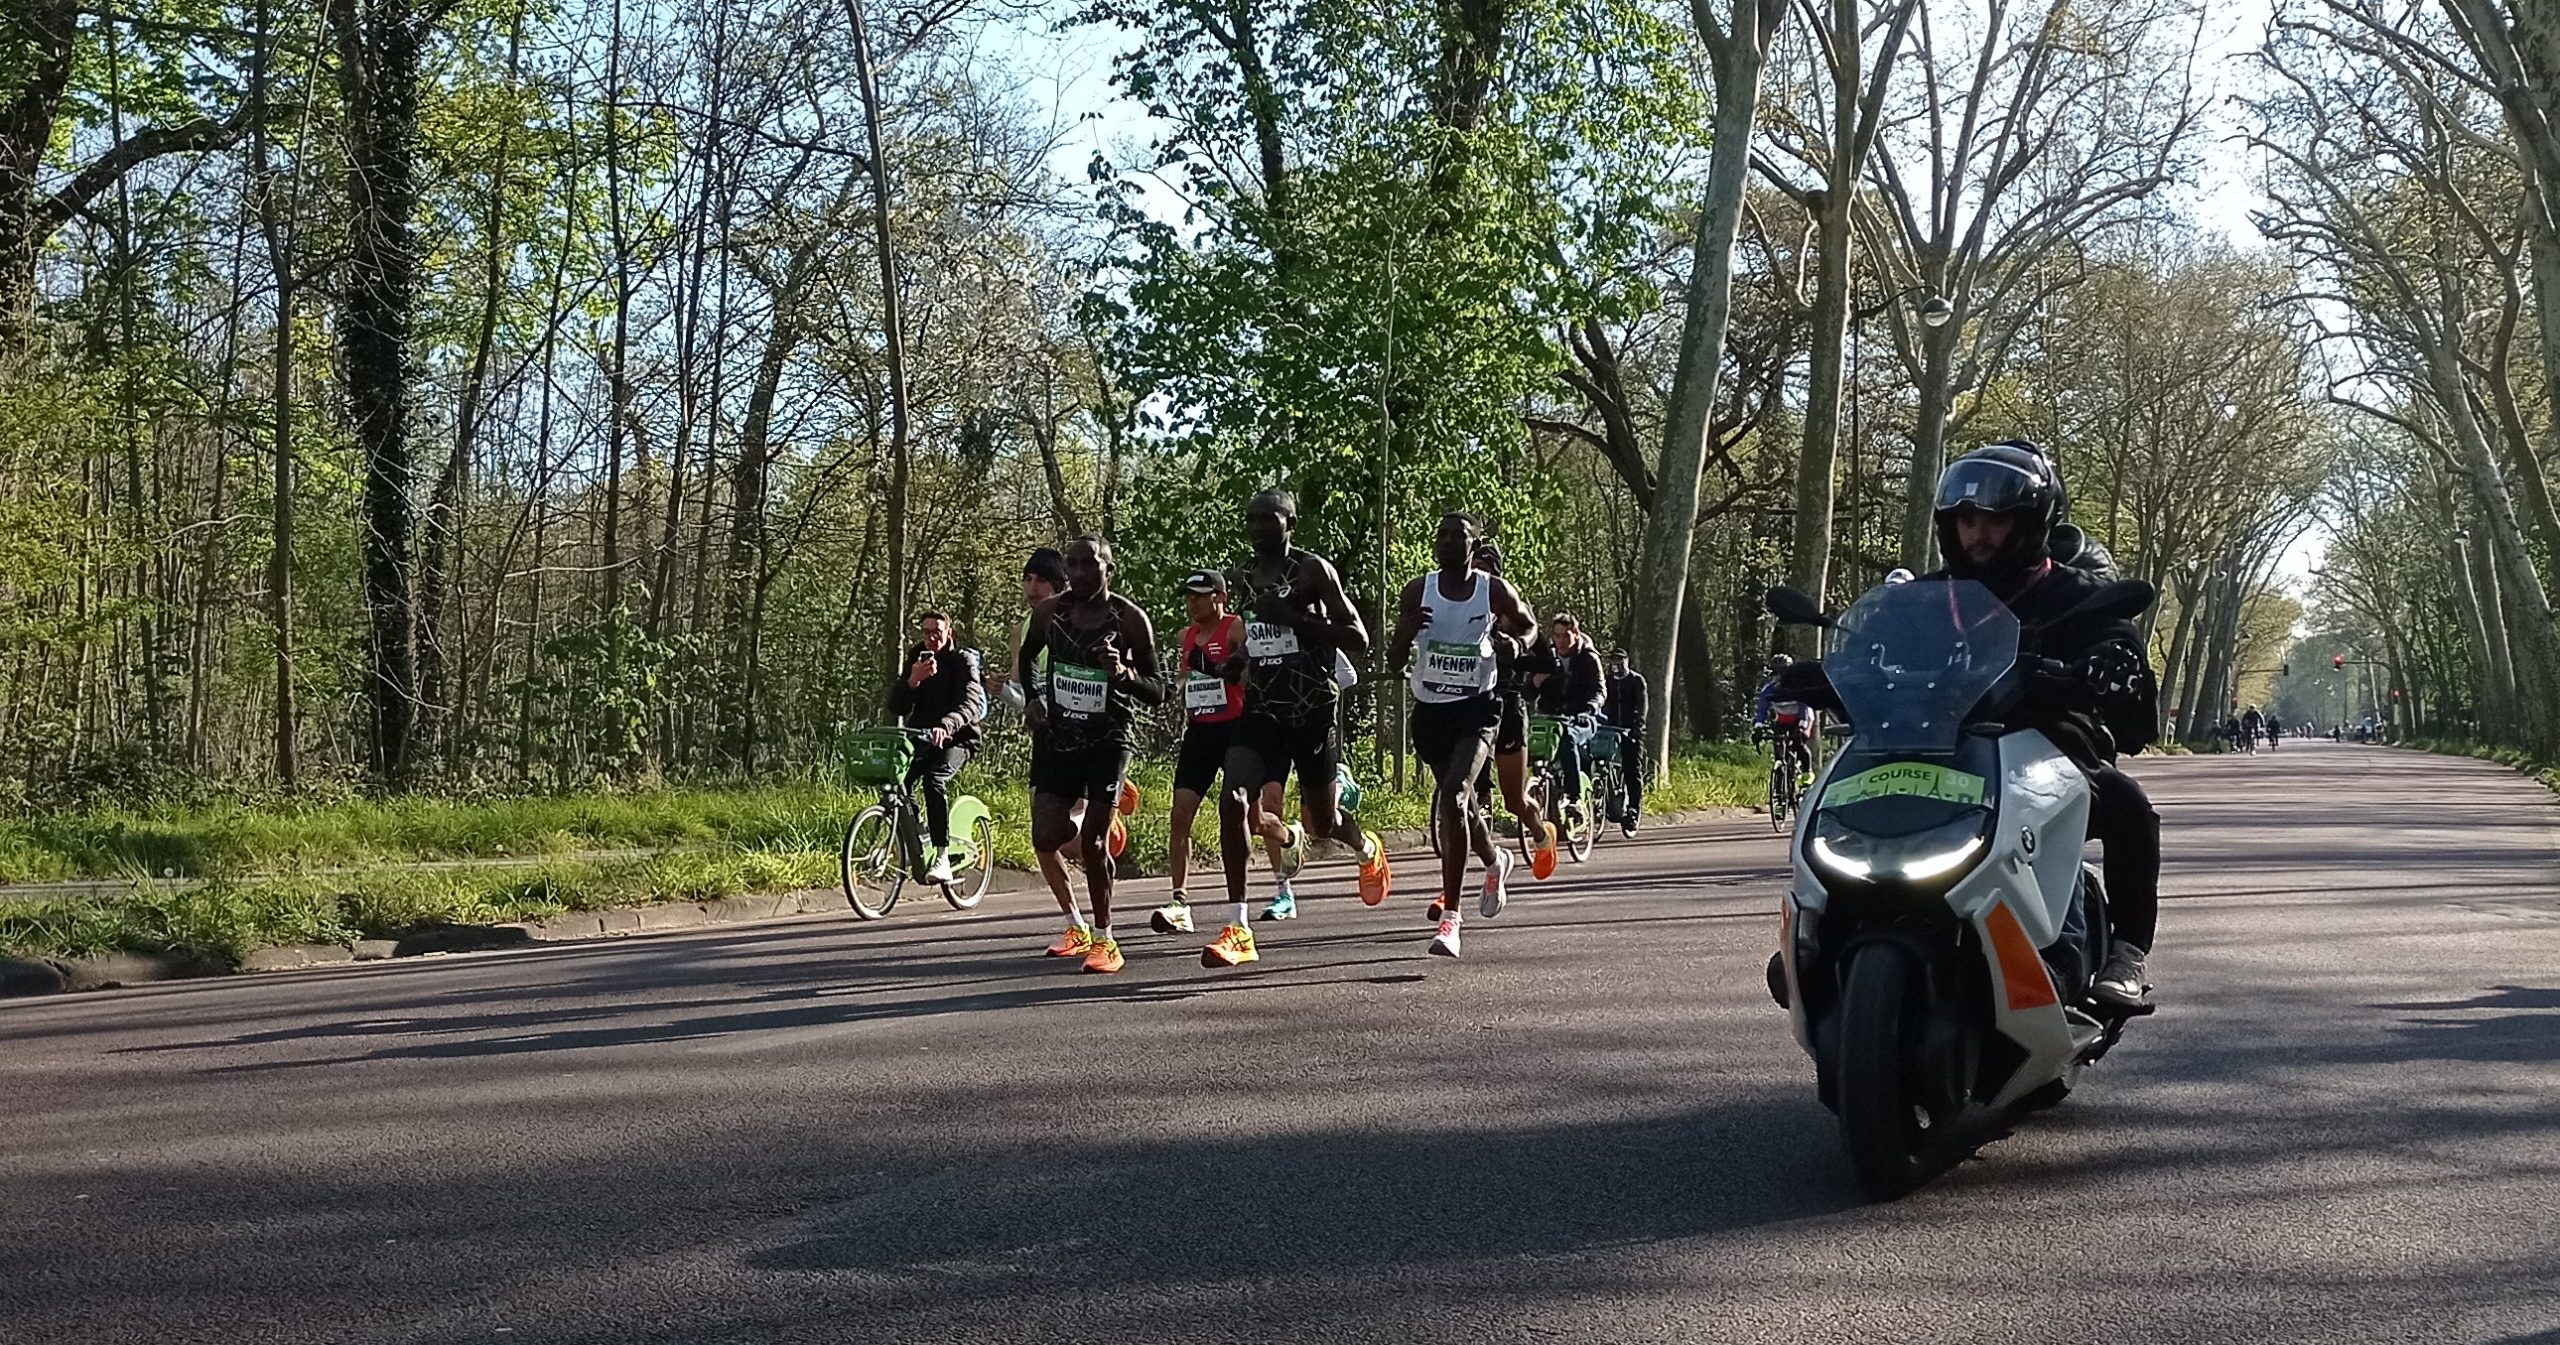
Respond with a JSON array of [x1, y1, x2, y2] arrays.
[[1150, 569, 1259, 967], [1388, 513, 1537, 959], [1227, 488, 1391, 918], [995, 547, 1125, 957], [1470, 540, 1559, 879], [1019, 537, 1166, 974]]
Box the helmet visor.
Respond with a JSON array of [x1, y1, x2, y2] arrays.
[[1934, 456, 2047, 516]]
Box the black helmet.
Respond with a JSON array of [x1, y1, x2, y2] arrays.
[[1934, 441, 2061, 579], [1764, 653, 1794, 674]]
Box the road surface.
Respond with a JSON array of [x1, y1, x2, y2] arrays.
[[4, 743, 2557, 1344]]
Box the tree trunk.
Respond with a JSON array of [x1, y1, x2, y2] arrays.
[[1631, 2, 1780, 780], [846, 0, 913, 703], [1899, 315, 1956, 571], [335, 1, 430, 786]]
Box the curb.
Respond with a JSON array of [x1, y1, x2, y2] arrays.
[[0, 809, 1760, 1000]]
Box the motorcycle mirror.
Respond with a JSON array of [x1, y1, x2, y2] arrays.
[[1765, 586, 1832, 628]]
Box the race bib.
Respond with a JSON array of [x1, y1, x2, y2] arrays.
[[1423, 639, 1485, 691], [1050, 662, 1109, 717], [1246, 620, 1300, 660], [1185, 672, 1231, 715]]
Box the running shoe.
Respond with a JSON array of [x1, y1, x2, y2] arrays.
[[1118, 779, 1143, 816], [1263, 887, 1299, 921], [1428, 915, 1462, 959], [1357, 829, 1392, 906], [1481, 848, 1514, 919], [1274, 823, 1307, 881], [1108, 814, 1129, 859], [1201, 924, 1259, 968], [1529, 821, 1559, 881], [1150, 899, 1194, 935], [922, 853, 956, 885], [1046, 925, 1096, 958], [1083, 937, 1125, 974]]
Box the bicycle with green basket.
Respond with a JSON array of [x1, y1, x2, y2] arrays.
[[1523, 713, 1599, 864], [837, 726, 997, 920]]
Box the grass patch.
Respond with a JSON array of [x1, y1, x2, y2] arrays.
[[2403, 737, 2560, 797], [0, 740, 1769, 964]]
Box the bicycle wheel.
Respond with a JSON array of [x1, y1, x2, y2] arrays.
[[943, 813, 996, 910], [1563, 793, 1597, 863], [1768, 760, 1790, 831], [841, 804, 904, 920]]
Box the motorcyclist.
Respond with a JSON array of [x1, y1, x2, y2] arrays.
[[1776, 441, 2163, 1008]]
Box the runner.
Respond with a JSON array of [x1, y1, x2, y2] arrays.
[[1149, 569, 1259, 967], [1228, 488, 1391, 918], [1388, 513, 1537, 959], [1019, 537, 1166, 974], [994, 547, 1120, 958], [1470, 540, 1559, 881]]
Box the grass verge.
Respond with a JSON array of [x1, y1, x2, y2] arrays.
[[2402, 737, 2560, 798], [0, 742, 1767, 966]]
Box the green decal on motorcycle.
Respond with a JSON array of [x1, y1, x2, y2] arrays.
[[1823, 762, 1988, 808]]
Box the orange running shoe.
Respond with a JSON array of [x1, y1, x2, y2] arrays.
[[1117, 779, 1143, 816], [1046, 925, 1096, 958], [1357, 829, 1392, 906], [1529, 821, 1559, 881], [1201, 924, 1259, 968], [1108, 814, 1130, 858], [1083, 937, 1126, 974]]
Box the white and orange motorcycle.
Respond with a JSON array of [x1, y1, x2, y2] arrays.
[[1763, 576, 2155, 1199]]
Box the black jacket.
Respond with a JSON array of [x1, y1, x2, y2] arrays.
[[887, 645, 988, 744], [1778, 562, 2156, 765], [1534, 641, 1607, 718], [1604, 671, 1649, 730]]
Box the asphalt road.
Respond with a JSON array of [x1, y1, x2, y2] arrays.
[[5, 743, 2558, 1345]]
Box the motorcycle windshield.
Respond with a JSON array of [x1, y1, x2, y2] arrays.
[[1822, 578, 2019, 755]]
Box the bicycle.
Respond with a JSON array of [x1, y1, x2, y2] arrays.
[[837, 726, 997, 921], [1524, 714, 1597, 864], [1587, 723, 1632, 834], [1759, 723, 1813, 832]]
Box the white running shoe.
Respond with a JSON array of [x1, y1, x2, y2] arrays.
[[1150, 899, 1195, 935], [922, 855, 957, 885], [1274, 824, 1307, 881], [1429, 915, 1462, 959], [1480, 849, 1513, 919]]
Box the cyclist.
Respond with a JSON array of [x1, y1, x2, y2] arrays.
[[1019, 536, 1166, 975], [884, 609, 987, 884], [2241, 705, 2266, 750], [1530, 612, 1607, 822], [1470, 540, 1559, 880], [1387, 512, 1538, 959], [1602, 647, 1647, 834], [1753, 654, 1815, 788], [1227, 488, 1391, 919], [1150, 569, 1259, 968]]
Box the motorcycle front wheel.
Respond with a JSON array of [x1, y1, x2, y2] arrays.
[[1836, 942, 1944, 1200]]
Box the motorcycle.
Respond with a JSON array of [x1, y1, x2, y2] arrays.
[[1762, 575, 2156, 1199]]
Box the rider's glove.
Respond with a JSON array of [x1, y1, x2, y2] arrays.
[[2081, 641, 2147, 697]]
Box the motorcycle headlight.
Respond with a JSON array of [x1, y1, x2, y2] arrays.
[[1809, 810, 1991, 887]]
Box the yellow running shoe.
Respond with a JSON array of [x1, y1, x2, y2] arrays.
[[1046, 925, 1096, 958], [1201, 924, 1258, 968], [1357, 830, 1392, 906], [1083, 937, 1126, 974]]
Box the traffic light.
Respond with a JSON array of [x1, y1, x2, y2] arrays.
[[2280, 662, 2290, 676], [2333, 653, 2345, 670]]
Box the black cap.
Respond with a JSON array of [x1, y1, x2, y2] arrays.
[[1023, 547, 1067, 585], [1183, 568, 1227, 595]]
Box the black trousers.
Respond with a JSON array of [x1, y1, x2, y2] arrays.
[[2087, 763, 2161, 949], [906, 742, 972, 848], [1617, 729, 1646, 817]]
